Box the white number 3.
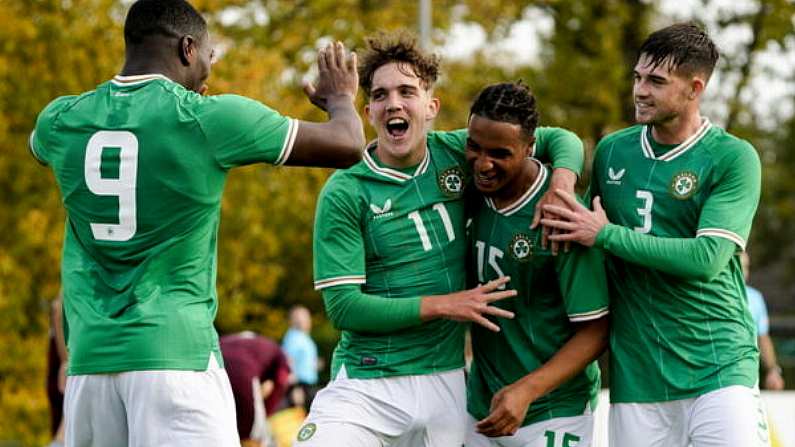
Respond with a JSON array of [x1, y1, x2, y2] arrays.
[[84, 131, 138, 241]]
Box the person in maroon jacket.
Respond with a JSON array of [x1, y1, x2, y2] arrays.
[[221, 331, 292, 446]]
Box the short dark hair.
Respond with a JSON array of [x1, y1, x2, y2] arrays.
[[124, 0, 207, 45], [638, 22, 719, 79], [469, 81, 539, 140], [358, 31, 440, 98]]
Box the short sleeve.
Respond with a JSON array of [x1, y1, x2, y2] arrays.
[[555, 244, 610, 322], [313, 174, 367, 289], [31, 96, 77, 166], [533, 126, 585, 176], [696, 142, 761, 250], [198, 94, 299, 169]]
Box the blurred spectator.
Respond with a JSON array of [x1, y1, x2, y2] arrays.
[[221, 332, 291, 447], [281, 306, 319, 410], [741, 253, 786, 390], [45, 292, 67, 447]]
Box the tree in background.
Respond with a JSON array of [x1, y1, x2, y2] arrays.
[[2, 1, 794, 444]]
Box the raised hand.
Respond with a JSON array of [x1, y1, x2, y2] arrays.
[[420, 276, 516, 332], [303, 41, 358, 112]]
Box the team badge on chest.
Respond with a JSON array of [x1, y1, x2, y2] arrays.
[[438, 167, 464, 197], [669, 171, 699, 200], [508, 233, 533, 262]]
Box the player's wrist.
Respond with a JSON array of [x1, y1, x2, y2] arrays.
[[767, 365, 783, 376], [549, 168, 577, 192]]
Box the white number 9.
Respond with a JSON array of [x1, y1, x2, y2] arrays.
[[84, 131, 138, 241]]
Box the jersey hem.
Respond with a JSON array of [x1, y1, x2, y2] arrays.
[[67, 358, 215, 375], [608, 377, 757, 403], [331, 361, 464, 380]]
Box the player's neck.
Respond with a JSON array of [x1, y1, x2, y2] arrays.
[[651, 111, 704, 145], [374, 138, 427, 169], [492, 158, 539, 209]]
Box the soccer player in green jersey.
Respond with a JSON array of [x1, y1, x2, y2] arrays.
[[541, 23, 768, 447], [464, 82, 609, 447], [299, 33, 585, 447], [29, 1, 365, 445]]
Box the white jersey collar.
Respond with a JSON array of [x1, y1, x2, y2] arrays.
[[641, 118, 712, 162]]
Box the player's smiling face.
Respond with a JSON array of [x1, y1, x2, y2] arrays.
[[365, 62, 439, 167], [633, 54, 694, 126], [466, 114, 533, 199]]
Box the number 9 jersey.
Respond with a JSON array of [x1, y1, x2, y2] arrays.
[[29, 74, 298, 375]]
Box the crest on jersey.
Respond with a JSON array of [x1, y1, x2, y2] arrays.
[[296, 423, 317, 441], [438, 167, 464, 197], [669, 171, 699, 200], [370, 199, 393, 219], [508, 233, 533, 262], [607, 167, 626, 185]]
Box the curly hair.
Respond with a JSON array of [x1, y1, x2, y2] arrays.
[[358, 31, 440, 98], [469, 81, 539, 140], [638, 22, 719, 79]]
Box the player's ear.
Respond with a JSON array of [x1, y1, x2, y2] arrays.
[[689, 76, 706, 100], [178, 35, 197, 67], [524, 135, 536, 157], [426, 96, 440, 121]]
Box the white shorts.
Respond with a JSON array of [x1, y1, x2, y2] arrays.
[[465, 407, 594, 447], [64, 355, 239, 447], [293, 366, 467, 447], [609, 385, 770, 447]]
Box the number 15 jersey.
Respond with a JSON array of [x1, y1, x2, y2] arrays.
[[30, 74, 297, 375]]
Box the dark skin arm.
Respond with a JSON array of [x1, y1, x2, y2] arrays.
[[286, 41, 365, 168], [477, 316, 608, 437]]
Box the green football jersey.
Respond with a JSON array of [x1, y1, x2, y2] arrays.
[[30, 74, 297, 374], [591, 120, 761, 402], [313, 127, 580, 379], [467, 160, 609, 426]]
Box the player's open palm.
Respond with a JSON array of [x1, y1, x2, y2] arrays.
[[477, 382, 533, 437], [422, 277, 516, 332], [304, 41, 358, 112]]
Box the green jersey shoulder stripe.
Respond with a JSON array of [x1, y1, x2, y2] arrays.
[[640, 118, 711, 161], [110, 74, 299, 166]]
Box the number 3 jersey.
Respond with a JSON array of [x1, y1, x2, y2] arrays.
[[590, 120, 761, 402], [467, 160, 609, 426], [30, 75, 297, 374], [313, 128, 580, 379]]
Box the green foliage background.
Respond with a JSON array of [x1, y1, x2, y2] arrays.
[[1, 1, 793, 444]]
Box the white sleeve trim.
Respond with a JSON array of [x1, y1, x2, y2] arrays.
[[29, 130, 46, 164], [274, 119, 299, 166], [696, 228, 746, 251], [314, 275, 366, 290], [569, 308, 609, 323]]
